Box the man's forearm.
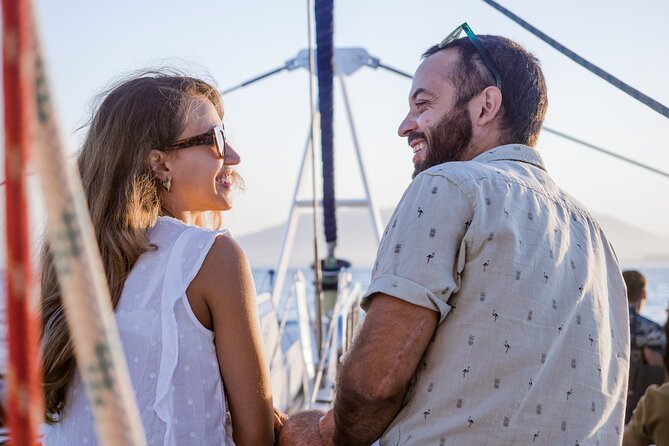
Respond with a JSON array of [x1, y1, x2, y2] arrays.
[[330, 294, 438, 445], [332, 375, 407, 445]]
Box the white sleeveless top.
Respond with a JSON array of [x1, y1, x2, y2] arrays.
[[44, 217, 235, 446]]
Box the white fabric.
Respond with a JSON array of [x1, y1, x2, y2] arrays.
[[363, 144, 630, 445], [43, 217, 235, 446]]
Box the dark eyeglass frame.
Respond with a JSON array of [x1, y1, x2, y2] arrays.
[[438, 22, 502, 91], [156, 125, 226, 158]]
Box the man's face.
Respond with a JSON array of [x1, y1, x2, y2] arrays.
[[398, 49, 474, 178]]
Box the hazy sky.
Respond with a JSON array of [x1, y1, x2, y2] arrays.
[[1, 0, 668, 265]]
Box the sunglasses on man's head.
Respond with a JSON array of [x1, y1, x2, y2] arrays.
[[438, 22, 502, 91], [156, 125, 226, 158]]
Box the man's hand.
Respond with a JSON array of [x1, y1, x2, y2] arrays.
[[277, 410, 326, 446]]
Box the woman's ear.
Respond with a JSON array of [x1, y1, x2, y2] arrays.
[[148, 149, 170, 181]]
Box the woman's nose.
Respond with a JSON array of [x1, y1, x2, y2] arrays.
[[224, 142, 241, 165]]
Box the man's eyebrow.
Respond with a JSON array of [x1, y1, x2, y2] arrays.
[[411, 87, 433, 102]]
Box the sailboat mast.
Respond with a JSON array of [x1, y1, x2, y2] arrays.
[[307, 0, 325, 359]]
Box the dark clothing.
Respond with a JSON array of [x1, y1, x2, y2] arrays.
[[629, 307, 666, 363]]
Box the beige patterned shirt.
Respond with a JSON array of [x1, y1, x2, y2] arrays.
[[362, 144, 630, 446]]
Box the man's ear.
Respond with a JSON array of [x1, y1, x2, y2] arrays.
[[470, 86, 503, 128], [147, 149, 171, 181]]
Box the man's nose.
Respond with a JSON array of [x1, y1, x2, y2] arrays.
[[398, 113, 416, 138]]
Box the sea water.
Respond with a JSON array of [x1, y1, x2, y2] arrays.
[[0, 264, 667, 371], [253, 264, 669, 327]]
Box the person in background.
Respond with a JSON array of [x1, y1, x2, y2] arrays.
[[40, 72, 274, 445], [624, 270, 666, 367], [281, 23, 629, 445], [623, 345, 669, 446], [623, 270, 667, 423]]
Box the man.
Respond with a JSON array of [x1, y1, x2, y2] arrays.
[[624, 270, 666, 367], [282, 24, 630, 445], [623, 270, 666, 423]]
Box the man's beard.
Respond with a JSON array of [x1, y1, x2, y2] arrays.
[[411, 104, 473, 179]]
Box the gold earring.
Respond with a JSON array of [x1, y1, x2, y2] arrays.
[[162, 177, 172, 192]]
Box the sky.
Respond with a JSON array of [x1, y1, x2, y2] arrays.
[[1, 0, 669, 266]]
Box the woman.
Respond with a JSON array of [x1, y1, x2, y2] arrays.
[[41, 72, 274, 445]]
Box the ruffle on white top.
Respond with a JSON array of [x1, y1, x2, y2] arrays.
[[44, 217, 235, 446]]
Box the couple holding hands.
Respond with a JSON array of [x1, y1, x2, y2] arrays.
[[42, 25, 629, 446]]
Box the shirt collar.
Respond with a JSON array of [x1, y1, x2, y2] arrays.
[[472, 144, 547, 172]]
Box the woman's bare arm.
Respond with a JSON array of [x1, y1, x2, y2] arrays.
[[193, 235, 274, 446]]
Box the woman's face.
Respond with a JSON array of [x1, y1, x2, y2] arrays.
[[164, 97, 240, 213]]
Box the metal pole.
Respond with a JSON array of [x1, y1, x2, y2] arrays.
[[338, 75, 384, 244], [2, 0, 42, 441], [306, 0, 324, 361], [271, 132, 315, 307]]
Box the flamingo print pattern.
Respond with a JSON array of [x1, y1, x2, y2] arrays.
[[361, 145, 628, 445]]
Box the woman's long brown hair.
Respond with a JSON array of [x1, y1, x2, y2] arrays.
[[40, 71, 225, 422]]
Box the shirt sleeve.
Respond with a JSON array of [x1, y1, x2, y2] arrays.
[[361, 171, 473, 323], [644, 323, 666, 351], [634, 319, 666, 352], [626, 383, 669, 445]]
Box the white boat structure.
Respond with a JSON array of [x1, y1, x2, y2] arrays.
[[243, 46, 401, 413]]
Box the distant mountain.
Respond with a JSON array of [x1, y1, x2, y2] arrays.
[[595, 215, 669, 264], [236, 209, 392, 268], [236, 209, 669, 268]]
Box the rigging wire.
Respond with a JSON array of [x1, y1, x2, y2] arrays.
[[221, 66, 288, 95], [373, 31, 669, 180], [481, 0, 669, 119], [375, 62, 413, 79], [543, 127, 669, 179]]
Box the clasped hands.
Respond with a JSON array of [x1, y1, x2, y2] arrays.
[[275, 408, 335, 446]]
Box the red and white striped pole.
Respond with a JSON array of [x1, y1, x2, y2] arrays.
[[2, 0, 43, 443]]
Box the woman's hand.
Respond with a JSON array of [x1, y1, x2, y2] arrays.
[[318, 410, 335, 446], [273, 407, 287, 445]]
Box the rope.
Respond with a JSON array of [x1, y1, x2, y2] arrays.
[[2, 0, 42, 442], [315, 0, 337, 247], [481, 0, 669, 119], [13, 1, 148, 444]]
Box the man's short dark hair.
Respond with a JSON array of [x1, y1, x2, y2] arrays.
[[622, 270, 646, 304], [422, 35, 548, 147]]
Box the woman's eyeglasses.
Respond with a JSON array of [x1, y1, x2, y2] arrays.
[[156, 125, 226, 158]]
